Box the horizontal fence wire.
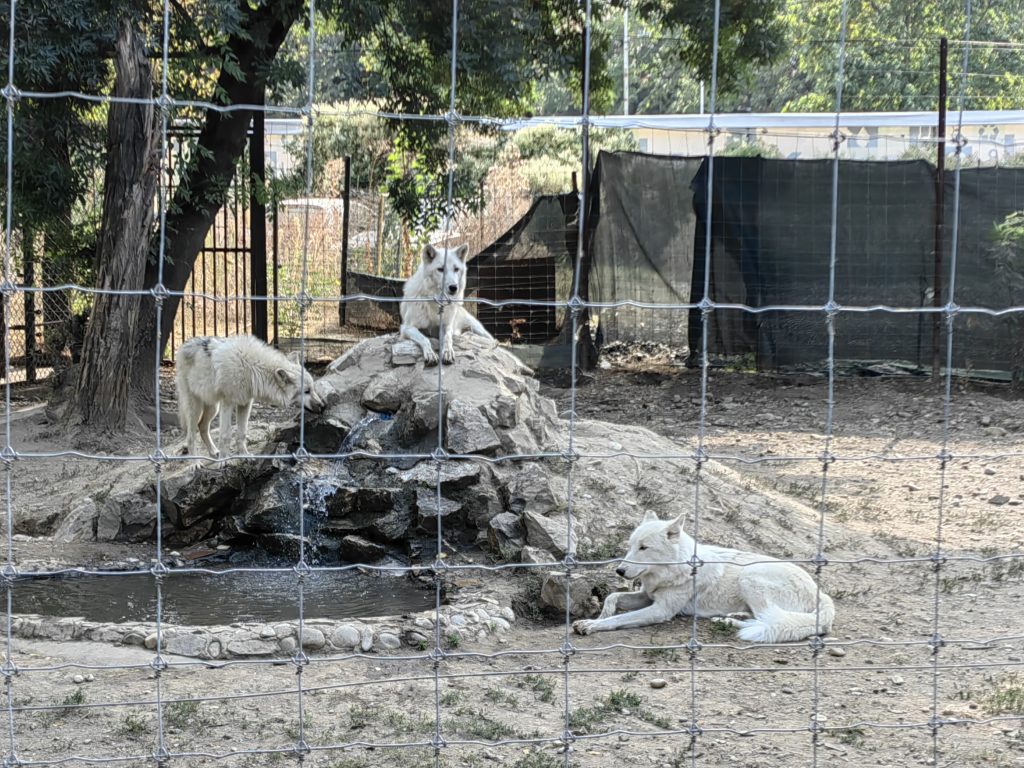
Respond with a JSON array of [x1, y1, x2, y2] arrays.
[[4, 0, 1024, 766]]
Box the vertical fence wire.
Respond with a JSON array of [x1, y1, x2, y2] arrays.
[[565, 1, 595, 763], [150, 0, 175, 761], [431, 1, 463, 763], [1, 0, 16, 764], [293, 0, 321, 759], [687, 0, 722, 763], [931, 2, 973, 764], [812, 0, 852, 763]]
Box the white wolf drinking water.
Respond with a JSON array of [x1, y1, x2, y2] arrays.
[[175, 335, 324, 460], [573, 510, 835, 643], [400, 243, 494, 365]]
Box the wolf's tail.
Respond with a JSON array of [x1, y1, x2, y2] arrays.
[[734, 595, 835, 644]]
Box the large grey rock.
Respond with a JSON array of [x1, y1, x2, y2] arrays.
[[522, 510, 577, 558], [323, 486, 414, 541], [96, 493, 157, 543], [54, 498, 98, 543], [507, 464, 563, 517], [400, 459, 480, 488], [520, 546, 557, 565], [165, 633, 221, 659], [339, 535, 386, 563], [445, 400, 501, 455], [487, 512, 525, 560], [331, 624, 360, 649], [540, 572, 599, 618], [415, 488, 463, 525], [321, 334, 557, 459]]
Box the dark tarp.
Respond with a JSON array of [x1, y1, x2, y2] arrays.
[[589, 151, 700, 355], [587, 151, 1022, 374]]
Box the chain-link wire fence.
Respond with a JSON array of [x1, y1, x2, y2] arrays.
[[2, 1, 1024, 768]]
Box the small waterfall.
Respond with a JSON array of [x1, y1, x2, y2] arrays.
[[303, 411, 391, 562]]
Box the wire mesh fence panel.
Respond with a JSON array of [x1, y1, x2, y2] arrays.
[[3, 1, 1024, 768]]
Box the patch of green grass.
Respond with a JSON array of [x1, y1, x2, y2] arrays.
[[642, 646, 680, 664], [517, 674, 556, 704], [984, 674, 1024, 715], [165, 699, 201, 729], [483, 686, 519, 707], [606, 689, 642, 710], [50, 687, 86, 720], [571, 689, 670, 734], [382, 709, 434, 735], [445, 709, 517, 741], [440, 690, 462, 707], [348, 703, 372, 730], [444, 632, 461, 650], [120, 712, 148, 738]]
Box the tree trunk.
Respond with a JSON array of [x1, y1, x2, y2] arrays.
[[67, 19, 158, 431], [130, 0, 303, 396]]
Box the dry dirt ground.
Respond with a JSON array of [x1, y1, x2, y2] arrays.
[[1, 363, 1023, 768]]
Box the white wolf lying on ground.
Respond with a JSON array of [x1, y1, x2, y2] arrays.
[[175, 335, 324, 460], [573, 510, 835, 643], [400, 243, 494, 365]]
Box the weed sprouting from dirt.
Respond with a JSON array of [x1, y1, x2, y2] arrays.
[[984, 673, 1024, 715], [517, 674, 556, 704], [120, 712, 148, 738], [165, 699, 201, 729]]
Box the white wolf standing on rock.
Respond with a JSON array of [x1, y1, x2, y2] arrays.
[[573, 510, 835, 643], [400, 243, 494, 365], [175, 335, 324, 460]]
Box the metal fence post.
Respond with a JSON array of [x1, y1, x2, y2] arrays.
[[339, 155, 351, 327], [251, 99, 268, 342]]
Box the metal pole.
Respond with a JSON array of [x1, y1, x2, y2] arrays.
[[272, 190, 280, 346], [932, 37, 948, 378], [622, 5, 630, 115], [250, 103, 268, 342], [339, 154, 351, 327], [22, 230, 34, 383]]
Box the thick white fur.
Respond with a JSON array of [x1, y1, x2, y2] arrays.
[[175, 335, 324, 459], [399, 243, 494, 365], [573, 510, 835, 643]]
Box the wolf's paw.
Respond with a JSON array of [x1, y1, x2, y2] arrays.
[[442, 346, 456, 365], [423, 348, 439, 366], [572, 619, 598, 636]]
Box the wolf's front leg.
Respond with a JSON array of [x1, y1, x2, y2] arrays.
[[597, 590, 652, 619], [573, 598, 683, 635], [440, 315, 457, 365], [401, 325, 439, 366]]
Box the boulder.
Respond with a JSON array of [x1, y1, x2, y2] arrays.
[[487, 512, 525, 560], [522, 510, 577, 558], [520, 546, 557, 565], [540, 572, 599, 618], [338, 535, 386, 563], [54, 498, 98, 543]]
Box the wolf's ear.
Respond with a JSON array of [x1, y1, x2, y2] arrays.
[[642, 509, 659, 523], [275, 367, 296, 387], [422, 244, 438, 262], [454, 243, 469, 262], [665, 514, 685, 539], [286, 351, 301, 365]]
